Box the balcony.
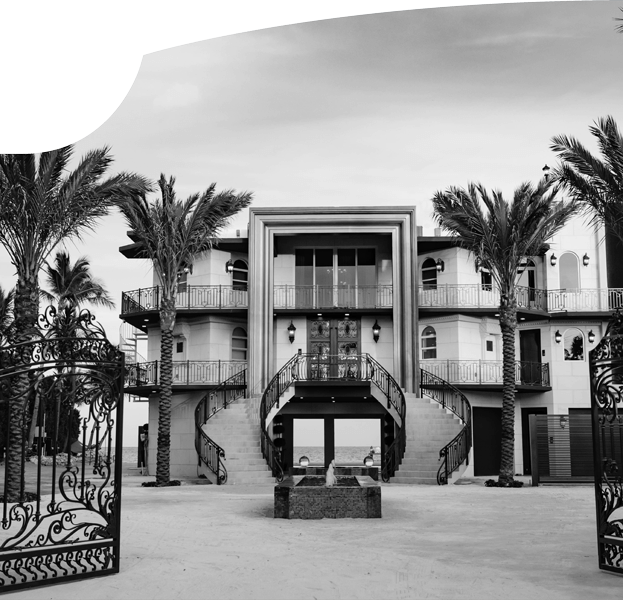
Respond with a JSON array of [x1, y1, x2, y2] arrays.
[[420, 359, 551, 390], [273, 285, 393, 311], [125, 360, 247, 393], [547, 288, 623, 314], [121, 286, 248, 322], [418, 284, 547, 313]]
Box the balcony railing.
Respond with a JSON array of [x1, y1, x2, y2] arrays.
[[418, 284, 547, 312], [121, 285, 248, 314], [547, 288, 623, 312], [125, 360, 247, 387], [273, 285, 393, 310], [420, 359, 550, 387]]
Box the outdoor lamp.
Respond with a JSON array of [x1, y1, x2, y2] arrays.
[[555, 330, 562, 344], [363, 456, 374, 467], [583, 253, 590, 267], [436, 258, 445, 273], [559, 416, 568, 429], [588, 330, 596, 344], [299, 456, 309, 467], [542, 164, 550, 180], [372, 320, 381, 343], [287, 321, 296, 343], [225, 259, 234, 273], [550, 253, 558, 267]]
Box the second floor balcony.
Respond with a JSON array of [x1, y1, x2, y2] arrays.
[[124, 360, 247, 392], [418, 284, 623, 315], [121, 285, 248, 316], [273, 284, 393, 310], [420, 359, 551, 390]]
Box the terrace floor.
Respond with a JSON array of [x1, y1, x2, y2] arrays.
[[7, 469, 622, 599]]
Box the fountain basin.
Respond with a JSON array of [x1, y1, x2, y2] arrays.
[[274, 475, 381, 519]]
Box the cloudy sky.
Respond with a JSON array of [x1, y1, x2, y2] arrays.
[[1, 1, 622, 444]]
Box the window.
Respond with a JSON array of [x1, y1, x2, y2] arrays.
[[232, 260, 248, 291], [560, 253, 579, 290], [421, 326, 437, 359], [232, 327, 248, 361], [177, 271, 188, 293], [486, 340, 493, 352], [481, 269, 492, 291], [563, 328, 584, 361], [421, 258, 437, 289], [176, 341, 184, 354]]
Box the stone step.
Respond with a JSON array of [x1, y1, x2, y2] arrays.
[[391, 477, 437, 485]]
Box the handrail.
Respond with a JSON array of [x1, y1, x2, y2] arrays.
[[121, 285, 248, 313], [125, 360, 247, 387], [420, 368, 472, 485], [419, 359, 550, 387], [194, 369, 247, 484], [259, 352, 406, 481], [273, 284, 393, 309]]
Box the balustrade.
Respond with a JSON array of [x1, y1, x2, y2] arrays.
[[121, 285, 248, 313], [419, 359, 550, 387], [124, 360, 246, 387], [273, 284, 393, 309]]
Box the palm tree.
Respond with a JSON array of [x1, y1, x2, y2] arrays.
[[42, 250, 115, 314], [35, 251, 116, 450], [431, 179, 576, 485], [0, 147, 150, 501], [116, 174, 252, 485], [0, 286, 14, 463], [551, 116, 623, 244]]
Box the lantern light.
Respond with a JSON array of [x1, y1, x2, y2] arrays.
[[555, 330, 562, 344], [372, 320, 381, 343], [287, 321, 296, 344], [583, 253, 590, 267], [588, 330, 596, 344], [550, 254, 558, 267], [225, 259, 234, 273], [436, 258, 445, 273]]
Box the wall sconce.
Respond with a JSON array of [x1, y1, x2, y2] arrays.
[[474, 257, 482, 272], [555, 330, 562, 344], [583, 253, 590, 267], [436, 258, 445, 273], [372, 320, 381, 343], [225, 259, 234, 273], [588, 330, 596, 344], [559, 416, 568, 429], [550, 254, 557, 267], [287, 321, 296, 344]]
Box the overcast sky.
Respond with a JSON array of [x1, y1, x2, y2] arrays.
[[1, 1, 622, 445]]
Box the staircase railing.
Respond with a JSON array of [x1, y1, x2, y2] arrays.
[[420, 368, 472, 485], [194, 369, 247, 484], [259, 352, 406, 481]]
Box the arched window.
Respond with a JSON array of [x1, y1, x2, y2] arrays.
[[232, 327, 248, 361], [422, 258, 437, 289], [560, 253, 579, 290], [421, 326, 437, 359], [563, 328, 584, 361], [232, 260, 248, 291]]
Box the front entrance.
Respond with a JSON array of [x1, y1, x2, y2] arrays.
[[308, 317, 361, 379], [521, 407, 547, 474], [473, 407, 502, 476]]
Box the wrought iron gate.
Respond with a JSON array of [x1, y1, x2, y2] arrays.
[[589, 311, 623, 575], [0, 307, 125, 591]]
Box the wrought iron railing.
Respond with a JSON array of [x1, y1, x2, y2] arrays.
[[121, 285, 248, 314], [273, 284, 393, 310], [259, 352, 406, 481], [418, 284, 547, 311], [419, 359, 550, 387], [547, 288, 623, 312], [420, 368, 472, 485], [194, 369, 247, 484], [124, 360, 247, 387]]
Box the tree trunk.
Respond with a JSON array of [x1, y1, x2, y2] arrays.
[[156, 300, 176, 485], [5, 274, 40, 501], [498, 297, 518, 486]]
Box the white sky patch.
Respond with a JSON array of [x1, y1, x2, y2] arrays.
[[153, 82, 201, 110]]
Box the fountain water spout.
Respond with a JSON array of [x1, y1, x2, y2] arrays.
[[325, 459, 337, 487]]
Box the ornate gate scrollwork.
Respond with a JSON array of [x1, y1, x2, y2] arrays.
[[589, 310, 623, 574], [0, 307, 125, 591]]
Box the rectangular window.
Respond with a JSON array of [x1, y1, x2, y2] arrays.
[[486, 340, 493, 352], [176, 341, 184, 354]]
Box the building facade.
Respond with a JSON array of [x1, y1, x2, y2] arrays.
[[120, 207, 618, 483]]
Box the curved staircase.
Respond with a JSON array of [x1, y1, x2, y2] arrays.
[[195, 370, 273, 484], [393, 369, 472, 485]]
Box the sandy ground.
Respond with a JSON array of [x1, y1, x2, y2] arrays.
[[4, 470, 623, 600]]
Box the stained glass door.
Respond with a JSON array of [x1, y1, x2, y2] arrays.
[[308, 318, 360, 379]]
